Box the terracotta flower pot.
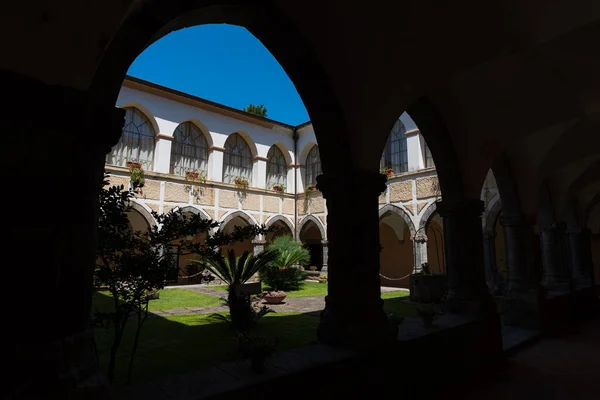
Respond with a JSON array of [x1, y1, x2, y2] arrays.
[[264, 295, 286, 304]]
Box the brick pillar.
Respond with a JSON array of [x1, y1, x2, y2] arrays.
[[1, 71, 124, 398], [316, 169, 392, 349]]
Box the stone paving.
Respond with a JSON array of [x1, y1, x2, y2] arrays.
[[148, 284, 406, 318]]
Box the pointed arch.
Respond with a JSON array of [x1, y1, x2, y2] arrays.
[[379, 204, 416, 239], [231, 130, 258, 159], [170, 121, 209, 176], [299, 141, 319, 165], [182, 118, 213, 148], [223, 132, 254, 184], [271, 142, 293, 166], [264, 214, 294, 232], [418, 201, 438, 233], [172, 205, 212, 220], [219, 210, 259, 231], [297, 214, 326, 239], [483, 194, 502, 236], [128, 199, 158, 228]]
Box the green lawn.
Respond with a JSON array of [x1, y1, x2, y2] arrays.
[[91, 288, 222, 313], [211, 281, 329, 298], [94, 311, 319, 386], [381, 290, 417, 318]]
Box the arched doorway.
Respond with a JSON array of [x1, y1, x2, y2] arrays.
[[299, 220, 324, 270], [426, 214, 445, 274], [379, 213, 414, 288], [125, 208, 151, 233]]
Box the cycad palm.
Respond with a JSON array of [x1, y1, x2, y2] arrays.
[[191, 248, 279, 330]]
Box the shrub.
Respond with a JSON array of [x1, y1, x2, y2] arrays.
[[260, 236, 309, 291]]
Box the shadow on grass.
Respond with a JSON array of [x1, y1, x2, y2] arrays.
[[93, 290, 413, 387]]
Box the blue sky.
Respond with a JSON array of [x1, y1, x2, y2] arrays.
[[127, 24, 310, 125]]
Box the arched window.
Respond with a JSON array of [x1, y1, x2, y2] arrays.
[[304, 145, 322, 187], [381, 119, 408, 173], [223, 133, 253, 184], [266, 145, 288, 189], [170, 122, 209, 176], [107, 107, 155, 170]]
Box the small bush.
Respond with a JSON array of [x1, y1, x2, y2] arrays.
[[261, 267, 307, 291], [259, 236, 309, 291]]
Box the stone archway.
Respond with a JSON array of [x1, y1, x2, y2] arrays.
[[171, 205, 212, 285], [299, 218, 325, 271], [379, 211, 414, 289], [220, 211, 256, 256], [264, 215, 294, 243]]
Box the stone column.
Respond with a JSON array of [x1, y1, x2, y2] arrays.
[[316, 169, 392, 349], [482, 232, 503, 295], [2, 72, 124, 397], [321, 240, 328, 272], [436, 200, 493, 312], [252, 238, 266, 255], [500, 215, 543, 329], [413, 233, 428, 273], [540, 223, 571, 293], [567, 227, 594, 290]]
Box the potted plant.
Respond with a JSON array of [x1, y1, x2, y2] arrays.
[[234, 177, 249, 190], [272, 184, 285, 192], [263, 290, 287, 304], [414, 303, 440, 328], [128, 163, 145, 189], [185, 170, 206, 186], [380, 167, 395, 180], [126, 161, 142, 169], [308, 265, 317, 271], [409, 262, 447, 303], [304, 185, 317, 196], [238, 334, 277, 373]]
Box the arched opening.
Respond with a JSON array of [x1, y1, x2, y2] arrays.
[[170, 121, 209, 177], [426, 214, 445, 274], [223, 132, 253, 185], [494, 214, 507, 281], [266, 145, 288, 191], [221, 215, 254, 256], [265, 219, 293, 243], [304, 145, 322, 187], [380, 119, 408, 174], [379, 213, 414, 288], [125, 208, 151, 233], [299, 220, 324, 270], [106, 106, 156, 170]]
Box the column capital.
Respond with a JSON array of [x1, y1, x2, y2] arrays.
[[436, 199, 484, 218], [251, 239, 266, 245], [321, 240, 328, 246], [316, 169, 386, 199], [414, 233, 428, 243]]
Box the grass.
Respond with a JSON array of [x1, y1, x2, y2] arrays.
[[211, 281, 329, 298], [91, 288, 222, 313], [381, 291, 417, 318], [94, 311, 319, 386]]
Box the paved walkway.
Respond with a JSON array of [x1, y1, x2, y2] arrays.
[[150, 284, 406, 318]]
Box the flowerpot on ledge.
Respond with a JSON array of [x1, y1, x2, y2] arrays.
[[185, 171, 199, 179], [263, 291, 287, 304], [126, 161, 142, 169]]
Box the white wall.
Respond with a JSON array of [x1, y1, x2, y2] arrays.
[[116, 86, 295, 188]]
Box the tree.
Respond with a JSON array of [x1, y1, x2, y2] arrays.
[[191, 249, 279, 331], [94, 175, 269, 384], [260, 235, 309, 290], [243, 103, 267, 117]]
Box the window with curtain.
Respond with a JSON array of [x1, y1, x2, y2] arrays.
[[170, 122, 209, 176], [223, 133, 253, 184], [304, 145, 322, 186], [380, 119, 408, 173], [424, 139, 435, 168], [266, 145, 288, 189], [106, 107, 156, 170]]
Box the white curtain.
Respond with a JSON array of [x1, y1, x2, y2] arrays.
[[223, 133, 253, 184], [266, 145, 288, 188], [170, 122, 208, 176], [304, 145, 322, 186], [106, 107, 155, 170]]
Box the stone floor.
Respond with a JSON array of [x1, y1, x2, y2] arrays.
[[441, 313, 600, 399]]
